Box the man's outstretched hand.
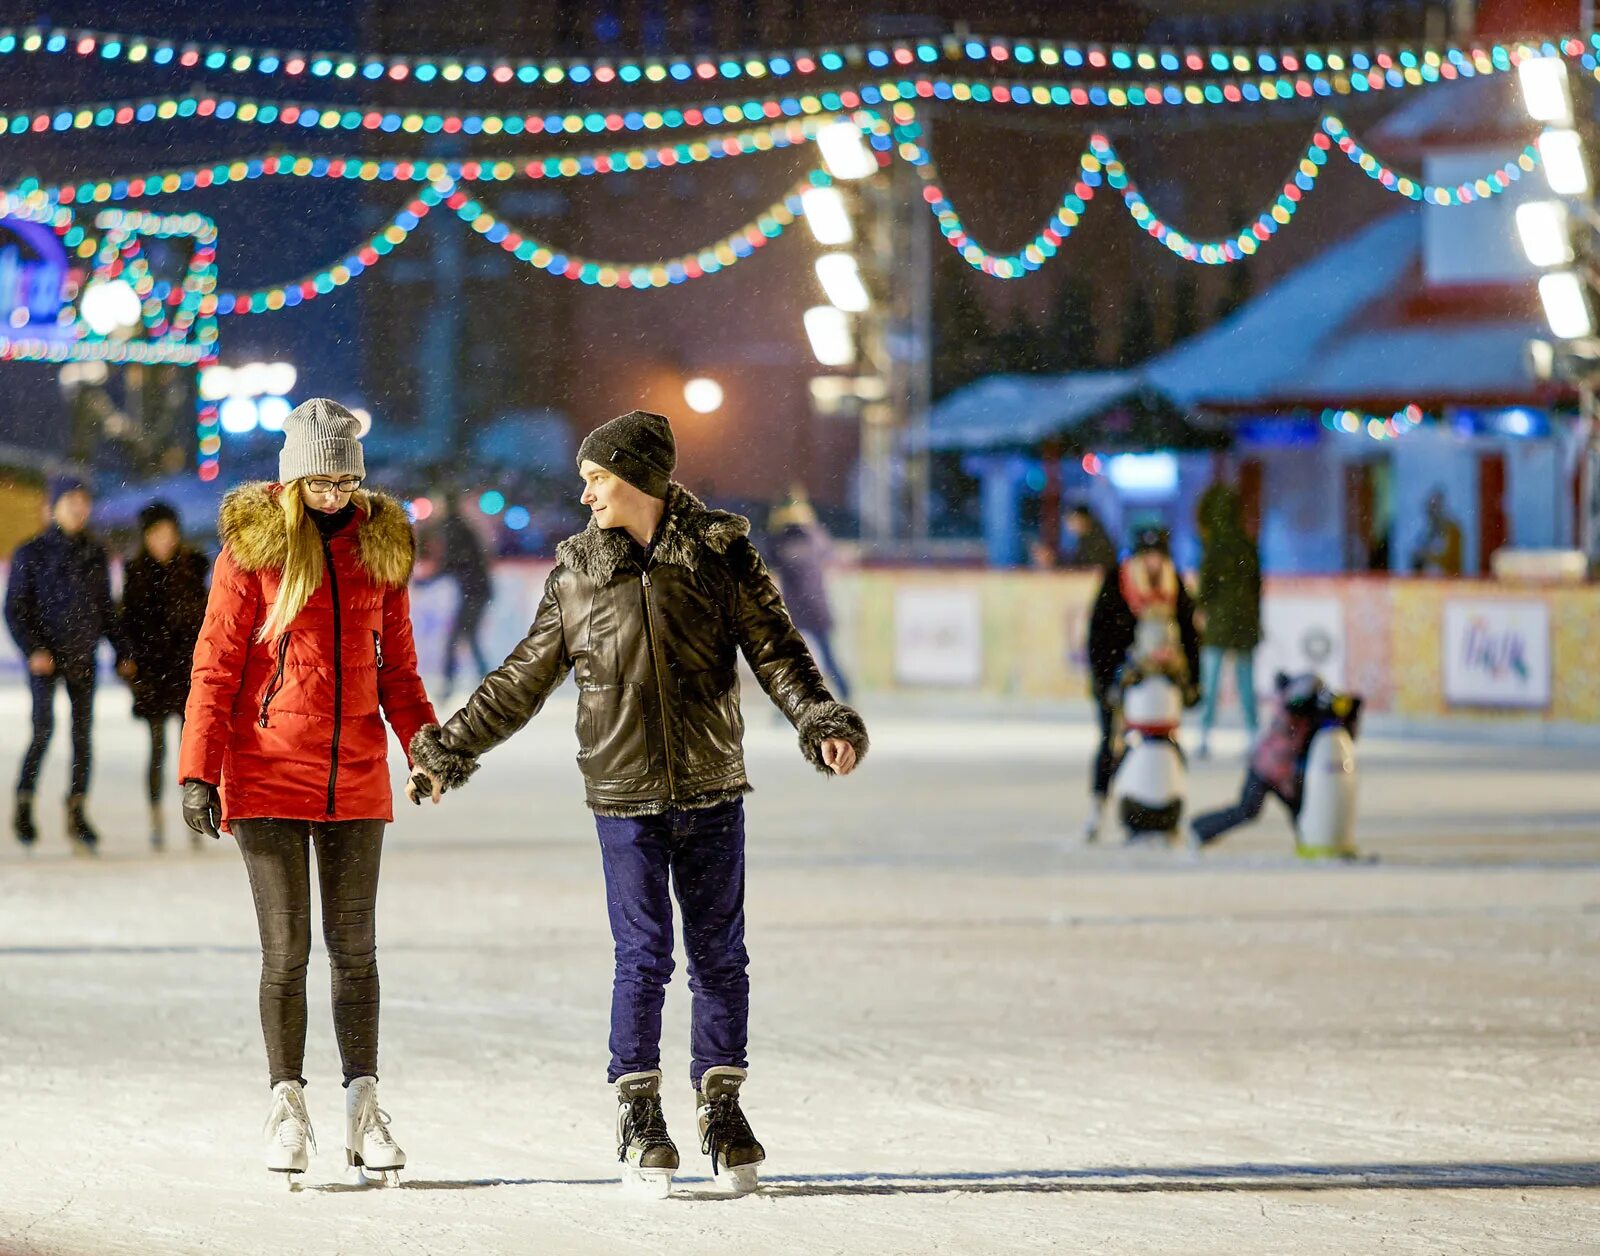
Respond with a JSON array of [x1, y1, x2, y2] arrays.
[[820, 738, 858, 777]]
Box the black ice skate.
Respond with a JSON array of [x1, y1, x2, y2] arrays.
[[13, 792, 36, 849], [696, 1066, 764, 1196], [65, 795, 98, 856], [616, 1069, 678, 1199]]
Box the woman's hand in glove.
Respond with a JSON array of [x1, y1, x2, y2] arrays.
[[181, 780, 222, 839]]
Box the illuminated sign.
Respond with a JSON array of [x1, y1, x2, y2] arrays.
[[0, 217, 67, 333]]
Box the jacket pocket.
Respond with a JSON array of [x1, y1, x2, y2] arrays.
[[575, 682, 654, 782], [257, 632, 291, 728], [680, 671, 742, 767]]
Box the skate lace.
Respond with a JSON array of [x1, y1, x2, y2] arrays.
[[698, 1094, 753, 1174], [620, 1096, 672, 1156], [265, 1087, 317, 1154], [356, 1090, 397, 1149]]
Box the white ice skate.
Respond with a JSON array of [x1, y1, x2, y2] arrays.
[[345, 1076, 405, 1185], [263, 1080, 315, 1188]]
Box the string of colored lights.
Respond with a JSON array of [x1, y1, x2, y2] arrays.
[[1321, 404, 1425, 440], [885, 104, 1545, 276], [6, 117, 833, 207], [441, 178, 809, 288], [1319, 115, 1538, 203], [211, 185, 448, 314], [0, 47, 1533, 148], [869, 109, 1097, 278], [0, 22, 1578, 89]]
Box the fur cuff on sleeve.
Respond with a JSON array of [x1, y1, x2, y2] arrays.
[[408, 723, 481, 792], [797, 701, 870, 775]]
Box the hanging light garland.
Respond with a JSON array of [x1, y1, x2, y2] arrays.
[[1319, 115, 1537, 204], [211, 185, 449, 315], [441, 178, 808, 288], [0, 23, 1577, 90], [7, 117, 831, 208], [886, 104, 1544, 277]]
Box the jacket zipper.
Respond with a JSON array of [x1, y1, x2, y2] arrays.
[[372, 629, 384, 670], [321, 534, 343, 817], [257, 633, 292, 728], [639, 567, 677, 803]]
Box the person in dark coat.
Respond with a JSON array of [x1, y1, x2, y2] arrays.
[[426, 489, 494, 698], [119, 500, 211, 849], [1083, 526, 1200, 840], [1194, 486, 1262, 758], [409, 410, 868, 1196], [1065, 505, 1117, 570], [4, 475, 128, 853], [767, 490, 850, 699]]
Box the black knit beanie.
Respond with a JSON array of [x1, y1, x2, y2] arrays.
[[138, 499, 180, 534], [576, 410, 676, 500]]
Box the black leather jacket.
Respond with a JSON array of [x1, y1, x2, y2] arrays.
[[411, 484, 867, 816]]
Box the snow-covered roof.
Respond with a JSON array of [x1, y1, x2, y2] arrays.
[[913, 371, 1144, 452], [1146, 211, 1425, 407]]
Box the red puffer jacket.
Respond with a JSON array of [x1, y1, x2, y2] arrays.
[[178, 483, 436, 830]]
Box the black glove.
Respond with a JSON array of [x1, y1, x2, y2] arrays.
[[407, 770, 435, 806], [182, 780, 222, 840]]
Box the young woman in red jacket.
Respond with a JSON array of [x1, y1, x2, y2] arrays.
[[178, 399, 436, 1187]]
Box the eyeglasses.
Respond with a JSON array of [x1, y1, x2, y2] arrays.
[[305, 476, 363, 494]]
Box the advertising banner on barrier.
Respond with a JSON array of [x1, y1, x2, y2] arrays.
[[1442, 599, 1551, 709], [893, 587, 984, 687], [1254, 594, 1346, 693]]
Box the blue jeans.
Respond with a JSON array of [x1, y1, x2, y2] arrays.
[[1199, 646, 1258, 739], [19, 666, 96, 798], [595, 798, 749, 1087]]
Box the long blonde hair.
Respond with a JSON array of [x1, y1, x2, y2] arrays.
[[256, 481, 368, 642]]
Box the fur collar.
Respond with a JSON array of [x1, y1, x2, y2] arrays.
[[556, 482, 750, 584], [218, 481, 416, 588]]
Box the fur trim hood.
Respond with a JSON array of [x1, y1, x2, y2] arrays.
[[218, 481, 416, 588], [555, 481, 749, 584]]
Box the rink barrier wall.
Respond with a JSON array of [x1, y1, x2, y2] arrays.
[[1, 559, 1594, 725]]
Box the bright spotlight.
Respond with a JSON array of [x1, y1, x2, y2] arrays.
[[1518, 54, 1573, 125], [683, 377, 725, 414], [817, 121, 877, 180], [1515, 201, 1573, 268], [801, 186, 854, 245], [803, 306, 855, 366], [79, 279, 141, 336], [1538, 128, 1589, 196], [1538, 270, 1595, 339], [815, 253, 870, 312]]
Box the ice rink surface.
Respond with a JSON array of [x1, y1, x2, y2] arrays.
[[1, 681, 1597, 1255]]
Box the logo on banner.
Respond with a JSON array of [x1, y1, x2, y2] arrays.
[[893, 587, 983, 687], [1442, 600, 1550, 709]]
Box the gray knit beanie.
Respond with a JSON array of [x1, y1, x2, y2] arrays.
[[576, 410, 676, 499], [278, 398, 366, 484]]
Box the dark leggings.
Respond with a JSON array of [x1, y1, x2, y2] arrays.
[[143, 714, 181, 805], [1092, 690, 1120, 799], [442, 590, 491, 686], [233, 819, 386, 1088]]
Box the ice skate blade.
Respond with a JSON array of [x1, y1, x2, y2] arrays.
[[712, 1163, 760, 1196], [269, 1167, 306, 1191], [347, 1149, 404, 1184], [620, 1166, 675, 1200]]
